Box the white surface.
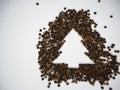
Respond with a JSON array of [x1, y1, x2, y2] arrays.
[[0, 0, 120, 90]]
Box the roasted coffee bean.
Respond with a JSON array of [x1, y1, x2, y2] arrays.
[[110, 15, 113, 18], [98, 0, 101, 3], [36, 2, 39, 6], [59, 51, 62, 53], [109, 87, 112, 90], [42, 78, 44, 80], [112, 77, 115, 79], [64, 7, 66, 10], [47, 85, 50, 88], [58, 84, 60, 87], [66, 82, 69, 85], [101, 86, 104, 89], [48, 82, 51, 85], [94, 12, 97, 15], [104, 26, 107, 29], [39, 29, 42, 32]]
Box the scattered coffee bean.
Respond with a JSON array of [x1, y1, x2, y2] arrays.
[[101, 86, 104, 89], [47, 85, 50, 88], [39, 33, 41, 36], [64, 7, 66, 10], [40, 29, 42, 32], [42, 78, 44, 80], [58, 84, 60, 87], [112, 77, 115, 79], [110, 15, 113, 18], [109, 75, 112, 78], [48, 82, 51, 85], [104, 26, 107, 29], [59, 51, 62, 53], [94, 12, 97, 15], [66, 82, 69, 85], [36, 2, 39, 6], [109, 87, 112, 90], [98, 0, 101, 3]]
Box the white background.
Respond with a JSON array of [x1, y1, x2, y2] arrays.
[[0, 0, 120, 90]]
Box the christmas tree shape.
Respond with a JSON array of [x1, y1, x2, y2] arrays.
[[53, 29, 94, 68]]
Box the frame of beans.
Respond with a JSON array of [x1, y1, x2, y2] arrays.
[[37, 9, 120, 90]]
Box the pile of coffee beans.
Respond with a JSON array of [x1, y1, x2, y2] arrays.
[[37, 9, 120, 89]]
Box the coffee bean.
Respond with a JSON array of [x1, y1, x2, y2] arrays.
[[110, 15, 113, 18], [66, 82, 69, 85], [104, 26, 107, 29], [64, 7, 66, 10], [36, 2, 39, 6], [47, 85, 50, 88], [109, 87, 112, 90], [58, 84, 60, 87], [39, 29, 42, 32], [42, 78, 44, 80], [112, 77, 115, 79], [94, 12, 97, 15], [101, 86, 104, 89], [98, 0, 101, 3]]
